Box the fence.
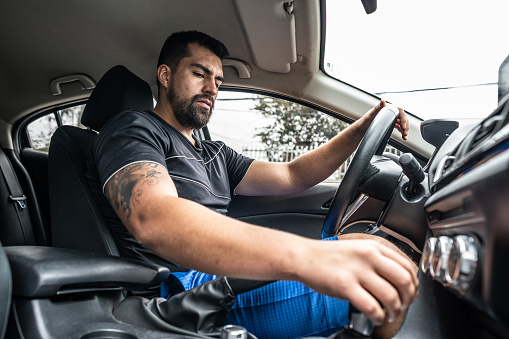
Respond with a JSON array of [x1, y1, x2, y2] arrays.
[[242, 144, 402, 182]]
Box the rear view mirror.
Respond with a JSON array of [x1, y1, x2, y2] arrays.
[[361, 0, 377, 14]]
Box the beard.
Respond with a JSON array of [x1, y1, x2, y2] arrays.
[[166, 80, 214, 130]]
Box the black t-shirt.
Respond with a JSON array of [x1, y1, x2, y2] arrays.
[[86, 110, 254, 272]]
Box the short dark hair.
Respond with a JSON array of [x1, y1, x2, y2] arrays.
[[156, 31, 229, 89]]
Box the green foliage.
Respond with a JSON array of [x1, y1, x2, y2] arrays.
[[254, 96, 349, 158]]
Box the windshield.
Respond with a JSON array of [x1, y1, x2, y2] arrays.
[[324, 0, 509, 122]]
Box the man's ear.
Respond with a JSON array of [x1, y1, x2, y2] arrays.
[[157, 64, 172, 89]]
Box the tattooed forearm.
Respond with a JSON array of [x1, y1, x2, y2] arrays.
[[105, 162, 163, 220]]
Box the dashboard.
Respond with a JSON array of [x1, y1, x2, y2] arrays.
[[419, 94, 509, 337]]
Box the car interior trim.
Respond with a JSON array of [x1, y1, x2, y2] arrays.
[[222, 59, 251, 79], [49, 74, 96, 96], [233, 0, 297, 73]]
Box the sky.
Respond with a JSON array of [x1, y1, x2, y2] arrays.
[[324, 0, 509, 121]]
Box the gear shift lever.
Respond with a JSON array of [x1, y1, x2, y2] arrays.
[[348, 308, 376, 336], [325, 306, 375, 339]]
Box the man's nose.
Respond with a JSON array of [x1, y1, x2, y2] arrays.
[[203, 77, 218, 96]]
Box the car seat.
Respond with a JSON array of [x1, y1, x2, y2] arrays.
[[0, 241, 11, 339], [0, 148, 36, 246], [48, 65, 154, 255]]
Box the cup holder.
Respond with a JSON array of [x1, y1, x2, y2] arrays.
[[81, 329, 137, 339]]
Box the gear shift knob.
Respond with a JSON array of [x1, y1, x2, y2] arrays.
[[325, 305, 375, 339], [348, 308, 375, 336]]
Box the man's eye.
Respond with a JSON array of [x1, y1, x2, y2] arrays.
[[215, 82, 221, 88], [194, 72, 204, 78]]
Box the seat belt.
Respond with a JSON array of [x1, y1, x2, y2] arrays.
[[0, 149, 35, 245]]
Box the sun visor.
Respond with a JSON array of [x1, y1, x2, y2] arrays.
[[234, 0, 297, 73]]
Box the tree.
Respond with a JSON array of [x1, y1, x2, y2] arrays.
[[254, 96, 349, 162]]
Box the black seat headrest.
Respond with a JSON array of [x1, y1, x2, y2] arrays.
[[81, 65, 153, 132]]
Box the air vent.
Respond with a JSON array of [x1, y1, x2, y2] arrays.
[[433, 155, 456, 183], [466, 114, 504, 153]]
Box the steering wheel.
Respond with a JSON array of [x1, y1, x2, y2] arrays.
[[322, 105, 400, 238]]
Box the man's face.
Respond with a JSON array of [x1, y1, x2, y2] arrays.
[[166, 43, 224, 130]]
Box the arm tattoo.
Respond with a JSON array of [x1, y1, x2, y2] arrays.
[[105, 163, 163, 220]]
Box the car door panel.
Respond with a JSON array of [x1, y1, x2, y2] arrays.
[[228, 182, 389, 239], [227, 183, 335, 239]]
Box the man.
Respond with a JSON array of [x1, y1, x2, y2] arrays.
[[87, 31, 417, 338]]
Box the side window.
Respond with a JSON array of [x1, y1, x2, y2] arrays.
[[209, 93, 351, 182], [209, 92, 402, 183], [26, 105, 86, 152]]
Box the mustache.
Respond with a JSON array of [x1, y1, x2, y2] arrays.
[[193, 94, 214, 106]]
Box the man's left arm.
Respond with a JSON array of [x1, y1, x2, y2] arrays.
[[235, 100, 408, 196]]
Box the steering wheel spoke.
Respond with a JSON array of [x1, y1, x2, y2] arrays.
[[339, 193, 370, 230]]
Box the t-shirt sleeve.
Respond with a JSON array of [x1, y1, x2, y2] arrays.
[[222, 143, 254, 195], [91, 110, 169, 193]]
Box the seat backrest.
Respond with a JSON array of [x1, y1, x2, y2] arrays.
[[48, 65, 153, 255], [0, 147, 36, 246], [0, 241, 11, 339]]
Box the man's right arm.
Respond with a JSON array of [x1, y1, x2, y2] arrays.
[[104, 161, 418, 325]]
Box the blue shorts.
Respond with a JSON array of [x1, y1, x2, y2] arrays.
[[161, 236, 350, 339]]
